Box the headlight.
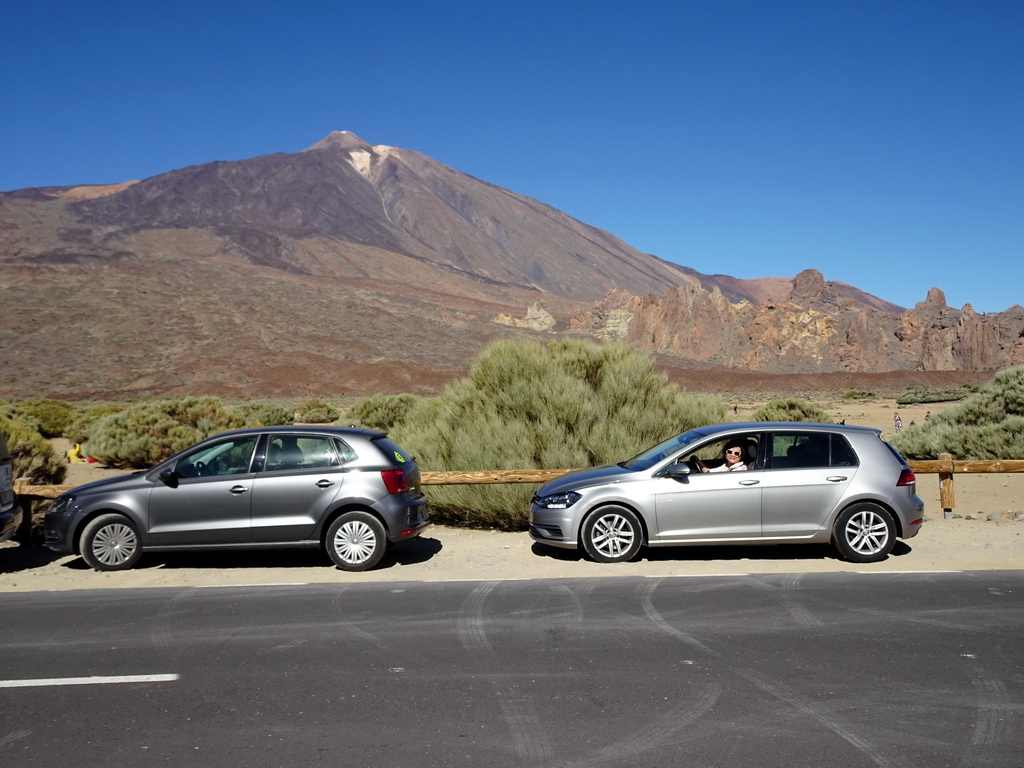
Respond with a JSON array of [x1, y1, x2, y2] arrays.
[[49, 495, 75, 515], [535, 491, 581, 509]]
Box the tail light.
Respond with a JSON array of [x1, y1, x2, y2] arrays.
[[381, 469, 410, 494], [897, 469, 915, 487]]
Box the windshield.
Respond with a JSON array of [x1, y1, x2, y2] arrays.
[[621, 429, 708, 472]]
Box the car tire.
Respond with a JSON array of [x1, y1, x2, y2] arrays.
[[832, 503, 896, 563], [581, 505, 643, 563], [80, 513, 143, 571], [326, 511, 387, 571]]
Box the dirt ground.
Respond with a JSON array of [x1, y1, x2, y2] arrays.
[[2, 397, 1020, 592]]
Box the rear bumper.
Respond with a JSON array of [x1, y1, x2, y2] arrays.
[[0, 504, 23, 543], [381, 496, 430, 542]]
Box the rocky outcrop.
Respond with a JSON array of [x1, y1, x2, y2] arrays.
[[570, 270, 1024, 373]]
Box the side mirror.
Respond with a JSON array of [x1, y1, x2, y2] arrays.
[[158, 469, 179, 488], [664, 464, 691, 479]]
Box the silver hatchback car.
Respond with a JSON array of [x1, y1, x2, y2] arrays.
[[45, 426, 429, 571], [530, 423, 923, 564]]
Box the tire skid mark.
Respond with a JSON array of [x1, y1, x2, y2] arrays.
[[643, 579, 911, 768], [497, 692, 555, 761], [149, 587, 201, 652], [735, 667, 914, 768], [0, 730, 31, 747], [753, 576, 824, 629], [547, 583, 585, 624], [561, 684, 722, 768], [458, 580, 499, 654], [850, 607, 978, 633], [969, 677, 1011, 748], [328, 584, 381, 644], [640, 579, 720, 657]]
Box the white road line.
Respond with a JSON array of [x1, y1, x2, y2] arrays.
[[0, 674, 179, 689]]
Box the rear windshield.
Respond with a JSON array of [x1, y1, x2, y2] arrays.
[[372, 436, 414, 467]]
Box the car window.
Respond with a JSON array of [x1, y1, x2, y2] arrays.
[[768, 432, 858, 469], [176, 436, 258, 477], [677, 434, 760, 472], [267, 435, 340, 471], [333, 438, 357, 463]]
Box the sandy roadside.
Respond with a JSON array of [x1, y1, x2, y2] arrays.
[[2, 397, 1020, 592]]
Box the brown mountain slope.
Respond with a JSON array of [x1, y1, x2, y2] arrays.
[[1, 132, 1019, 400]]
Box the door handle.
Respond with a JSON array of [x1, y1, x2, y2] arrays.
[[739, 479, 760, 486], [826, 476, 848, 483], [316, 479, 334, 488], [229, 485, 249, 494]]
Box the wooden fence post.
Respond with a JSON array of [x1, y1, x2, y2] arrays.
[[937, 452, 955, 520]]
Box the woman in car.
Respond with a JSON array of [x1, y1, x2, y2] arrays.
[[698, 440, 749, 473]]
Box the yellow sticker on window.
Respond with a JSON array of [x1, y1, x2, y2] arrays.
[[393, 451, 406, 463]]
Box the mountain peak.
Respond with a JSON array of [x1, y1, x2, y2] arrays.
[[304, 131, 373, 153]]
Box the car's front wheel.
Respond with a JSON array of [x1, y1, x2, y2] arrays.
[[832, 503, 896, 563], [581, 506, 643, 563], [326, 511, 387, 571], [80, 513, 143, 571]]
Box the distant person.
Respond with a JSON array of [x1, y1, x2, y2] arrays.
[[894, 411, 903, 434], [925, 411, 931, 421], [733, 404, 739, 416], [65, 443, 86, 463], [698, 440, 748, 473]]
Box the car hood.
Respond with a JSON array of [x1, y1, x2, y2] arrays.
[[63, 471, 150, 496], [538, 464, 634, 495]]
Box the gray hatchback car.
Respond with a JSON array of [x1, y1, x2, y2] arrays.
[[45, 426, 429, 571], [530, 423, 923, 564]]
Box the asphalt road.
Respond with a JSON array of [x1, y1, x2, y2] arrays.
[[2, 572, 1022, 767]]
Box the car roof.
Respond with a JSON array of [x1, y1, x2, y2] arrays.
[[210, 425, 387, 440], [693, 422, 882, 437]]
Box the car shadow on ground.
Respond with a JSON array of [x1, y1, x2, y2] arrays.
[[54, 535, 445, 573], [531, 540, 913, 564], [0, 541, 67, 573]]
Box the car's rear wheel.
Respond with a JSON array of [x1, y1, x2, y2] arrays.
[[326, 511, 386, 571], [581, 506, 643, 563], [832, 503, 896, 563], [80, 513, 142, 571]]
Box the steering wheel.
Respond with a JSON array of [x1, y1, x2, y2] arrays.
[[687, 456, 704, 474]]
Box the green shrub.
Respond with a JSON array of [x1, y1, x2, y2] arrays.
[[896, 385, 977, 405], [295, 398, 339, 424], [65, 403, 123, 443], [348, 394, 422, 431], [892, 367, 1024, 459], [380, 339, 728, 530], [233, 401, 293, 427], [842, 389, 876, 401], [751, 398, 832, 423], [8, 398, 76, 438], [86, 397, 244, 468], [0, 415, 66, 484]]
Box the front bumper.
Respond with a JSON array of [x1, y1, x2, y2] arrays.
[[529, 505, 578, 549]]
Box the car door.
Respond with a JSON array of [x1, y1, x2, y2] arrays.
[[652, 437, 763, 540], [147, 435, 259, 545], [759, 431, 858, 538], [249, 434, 347, 543]]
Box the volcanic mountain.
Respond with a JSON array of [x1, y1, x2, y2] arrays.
[[1, 132, 1020, 399]]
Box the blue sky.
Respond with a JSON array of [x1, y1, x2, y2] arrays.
[[3, 0, 1021, 312]]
